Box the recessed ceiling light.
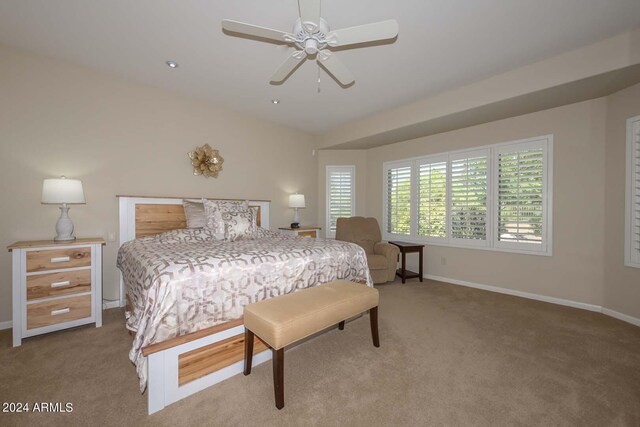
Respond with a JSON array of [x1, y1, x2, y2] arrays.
[[166, 61, 179, 68], [271, 99, 280, 104]]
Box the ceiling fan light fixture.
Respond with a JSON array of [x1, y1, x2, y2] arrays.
[[304, 38, 319, 55]]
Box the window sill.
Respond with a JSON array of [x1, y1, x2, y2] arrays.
[[383, 234, 552, 257]]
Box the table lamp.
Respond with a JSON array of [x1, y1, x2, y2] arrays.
[[42, 176, 86, 241], [289, 193, 305, 229]]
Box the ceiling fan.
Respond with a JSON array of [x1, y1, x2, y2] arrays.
[[221, 0, 399, 86]]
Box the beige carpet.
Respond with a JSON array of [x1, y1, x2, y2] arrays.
[[1, 279, 639, 427]]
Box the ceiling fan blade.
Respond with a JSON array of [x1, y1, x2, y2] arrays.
[[222, 19, 294, 43], [298, 0, 321, 33], [327, 20, 399, 47], [270, 52, 306, 83], [318, 52, 354, 85]]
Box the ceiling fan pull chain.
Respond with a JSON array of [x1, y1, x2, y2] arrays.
[[317, 64, 321, 93]]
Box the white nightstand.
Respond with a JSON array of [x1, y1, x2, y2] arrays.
[[278, 226, 321, 238], [8, 238, 105, 347]]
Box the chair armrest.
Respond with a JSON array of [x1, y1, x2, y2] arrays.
[[374, 242, 400, 259]]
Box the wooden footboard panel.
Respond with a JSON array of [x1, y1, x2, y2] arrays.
[[178, 333, 269, 386]]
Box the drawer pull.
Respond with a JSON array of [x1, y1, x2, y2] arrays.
[[50, 281, 71, 288], [50, 256, 70, 263], [51, 308, 70, 316]]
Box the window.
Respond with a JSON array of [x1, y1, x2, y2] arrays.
[[626, 116, 640, 268], [326, 165, 355, 238], [450, 150, 488, 245], [382, 135, 553, 255], [494, 140, 550, 253], [417, 158, 447, 239], [385, 162, 412, 235]]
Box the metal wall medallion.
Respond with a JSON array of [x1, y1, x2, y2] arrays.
[[188, 144, 224, 178]]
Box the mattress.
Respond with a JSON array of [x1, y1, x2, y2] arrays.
[[116, 228, 372, 391]]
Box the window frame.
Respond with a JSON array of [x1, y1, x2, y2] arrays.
[[326, 165, 356, 239], [625, 116, 640, 268], [382, 135, 553, 256]]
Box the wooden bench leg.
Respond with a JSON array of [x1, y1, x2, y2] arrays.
[[273, 348, 284, 409], [338, 320, 345, 330], [244, 328, 254, 376], [370, 306, 380, 347]]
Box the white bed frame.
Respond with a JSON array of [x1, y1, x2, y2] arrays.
[[117, 196, 272, 414]]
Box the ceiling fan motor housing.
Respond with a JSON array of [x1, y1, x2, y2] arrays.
[[293, 18, 329, 55]]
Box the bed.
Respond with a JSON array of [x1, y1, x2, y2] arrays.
[[116, 196, 372, 414]]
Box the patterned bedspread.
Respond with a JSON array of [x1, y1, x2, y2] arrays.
[[116, 228, 372, 391]]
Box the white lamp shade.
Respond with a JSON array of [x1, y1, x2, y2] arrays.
[[289, 194, 306, 208], [42, 178, 86, 204]]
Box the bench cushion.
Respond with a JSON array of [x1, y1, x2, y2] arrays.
[[244, 280, 379, 350]]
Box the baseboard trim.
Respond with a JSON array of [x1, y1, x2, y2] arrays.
[[102, 300, 120, 310], [0, 320, 12, 331], [601, 308, 640, 327], [424, 274, 602, 312], [424, 274, 640, 327]]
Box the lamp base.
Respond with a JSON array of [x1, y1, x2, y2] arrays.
[[291, 208, 301, 229], [54, 205, 76, 242]]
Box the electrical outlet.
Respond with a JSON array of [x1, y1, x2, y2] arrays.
[[440, 256, 447, 266], [107, 231, 116, 242]]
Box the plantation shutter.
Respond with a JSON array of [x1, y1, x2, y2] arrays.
[[417, 158, 447, 239], [627, 117, 640, 266], [495, 139, 548, 252], [450, 150, 488, 244], [326, 166, 355, 238], [386, 163, 412, 235]]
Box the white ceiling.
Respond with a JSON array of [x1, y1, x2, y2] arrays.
[[1, 0, 639, 134]]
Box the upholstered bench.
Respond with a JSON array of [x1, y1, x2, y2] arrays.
[[243, 279, 380, 409]]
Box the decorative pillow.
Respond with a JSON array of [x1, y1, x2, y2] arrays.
[[154, 228, 217, 244], [182, 199, 206, 229], [203, 199, 249, 238], [249, 206, 259, 230], [222, 209, 256, 241]]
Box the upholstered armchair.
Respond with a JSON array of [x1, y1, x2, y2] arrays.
[[336, 217, 400, 284]]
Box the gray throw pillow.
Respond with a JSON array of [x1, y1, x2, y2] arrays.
[[182, 199, 206, 229]]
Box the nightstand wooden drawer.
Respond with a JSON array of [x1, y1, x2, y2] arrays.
[[26, 269, 91, 301], [26, 247, 92, 272], [27, 295, 92, 330], [278, 227, 321, 238]]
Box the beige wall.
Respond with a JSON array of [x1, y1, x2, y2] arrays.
[[365, 100, 608, 306], [316, 150, 368, 238], [604, 83, 640, 319], [0, 45, 317, 323]]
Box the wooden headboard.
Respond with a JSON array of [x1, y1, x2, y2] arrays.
[[117, 195, 271, 306], [134, 203, 262, 239]]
